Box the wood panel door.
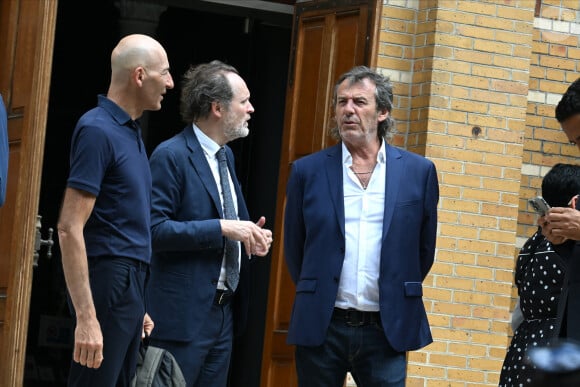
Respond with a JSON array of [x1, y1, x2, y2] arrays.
[[260, 1, 380, 386], [0, 0, 57, 385]]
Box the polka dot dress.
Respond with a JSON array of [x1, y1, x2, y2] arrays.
[[499, 231, 567, 387]]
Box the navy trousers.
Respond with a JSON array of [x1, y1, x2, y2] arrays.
[[67, 257, 148, 387], [150, 301, 234, 387]]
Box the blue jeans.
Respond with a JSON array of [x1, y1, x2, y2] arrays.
[[295, 315, 406, 387]]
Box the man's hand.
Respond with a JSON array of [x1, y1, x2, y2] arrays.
[[221, 216, 273, 256], [254, 216, 273, 256], [143, 313, 154, 338], [539, 206, 580, 244], [73, 316, 103, 369]]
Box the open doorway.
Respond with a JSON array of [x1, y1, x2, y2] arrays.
[[25, 1, 291, 386]]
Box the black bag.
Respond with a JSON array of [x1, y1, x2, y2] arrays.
[[131, 335, 186, 387]]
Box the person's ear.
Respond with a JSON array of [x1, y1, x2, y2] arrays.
[[377, 108, 389, 123], [211, 101, 222, 117], [135, 67, 146, 84]]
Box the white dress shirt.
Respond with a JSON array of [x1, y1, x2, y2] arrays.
[[192, 125, 240, 290], [335, 141, 386, 312]]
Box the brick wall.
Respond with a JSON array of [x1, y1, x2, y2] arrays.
[[362, 0, 580, 386]]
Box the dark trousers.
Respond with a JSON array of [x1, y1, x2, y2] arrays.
[[295, 311, 406, 387], [557, 242, 580, 342], [150, 301, 234, 387], [67, 257, 148, 387]]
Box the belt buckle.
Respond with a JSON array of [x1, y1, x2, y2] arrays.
[[345, 309, 365, 327], [218, 291, 226, 305]]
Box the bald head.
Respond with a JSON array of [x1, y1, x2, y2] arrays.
[[110, 34, 167, 82], [107, 34, 173, 119]]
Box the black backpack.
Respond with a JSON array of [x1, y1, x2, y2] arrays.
[[131, 336, 186, 387]]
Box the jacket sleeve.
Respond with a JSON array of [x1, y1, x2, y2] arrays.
[[0, 95, 8, 207], [149, 145, 222, 253], [284, 161, 306, 284], [420, 161, 439, 279]]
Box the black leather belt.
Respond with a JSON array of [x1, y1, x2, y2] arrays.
[[333, 307, 380, 327], [214, 289, 234, 306]]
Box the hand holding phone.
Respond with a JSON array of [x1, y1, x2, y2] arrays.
[[528, 196, 551, 217]]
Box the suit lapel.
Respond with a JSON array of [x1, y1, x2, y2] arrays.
[[184, 127, 223, 217], [324, 144, 345, 238], [382, 144, 403, 239]]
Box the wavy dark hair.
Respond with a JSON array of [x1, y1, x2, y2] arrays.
[[329, 66, 396, 141], [179, 60, 238, 124]]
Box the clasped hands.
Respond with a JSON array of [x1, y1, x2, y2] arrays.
[[538, 195, 580, 245], [221, 215, 273, 256]]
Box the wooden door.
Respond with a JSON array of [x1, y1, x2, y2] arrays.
[[0, 0, 57, 385], [260, 1, 380, 386]]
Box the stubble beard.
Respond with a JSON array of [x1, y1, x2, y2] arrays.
[[224, 121, 249, 142]]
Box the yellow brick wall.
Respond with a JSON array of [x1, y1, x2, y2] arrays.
[[362, 1, 580, 386]]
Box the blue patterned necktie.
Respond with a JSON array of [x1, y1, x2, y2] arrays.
[[216, 147, 239, 291]]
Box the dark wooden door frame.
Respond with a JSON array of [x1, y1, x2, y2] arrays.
[[0, 0, 58, 386]]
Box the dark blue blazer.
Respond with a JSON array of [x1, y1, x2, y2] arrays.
[[146, 126, 251, 342], [0, 94, 8, 206], [284, 142, 439, 352]]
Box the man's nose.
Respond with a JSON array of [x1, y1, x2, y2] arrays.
[[343, 99, 356, 112], [166, 74, 175, 89]]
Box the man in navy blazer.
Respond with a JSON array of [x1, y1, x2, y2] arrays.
[[284, 66, 439, 387], [146, 61, 272, 387]]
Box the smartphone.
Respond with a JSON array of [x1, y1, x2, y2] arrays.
[[528, 196, 551, 217]]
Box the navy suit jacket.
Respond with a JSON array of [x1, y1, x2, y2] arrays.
[[0, 94, 8, 206], [284, 142, 439, 352], [146, 126, 251, 342]]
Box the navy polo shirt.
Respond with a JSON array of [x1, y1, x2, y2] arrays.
[[67, 95, 151, 263]]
